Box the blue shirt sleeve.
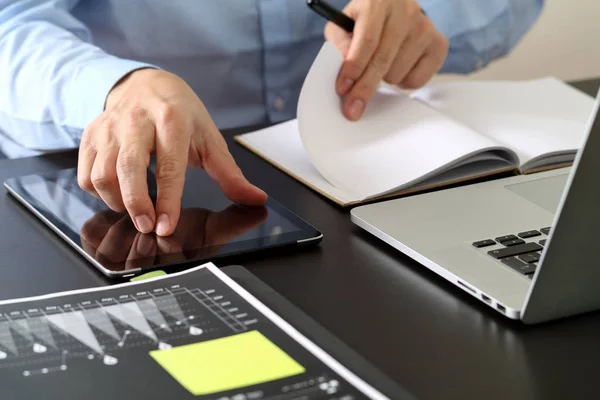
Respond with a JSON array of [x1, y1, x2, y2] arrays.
[[0, 0, 544, 154], [420, 0, 544, 74], [0, 0, 153, 151]]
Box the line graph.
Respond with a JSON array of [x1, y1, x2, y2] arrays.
[[0, 265, 381, 400], [0, 283, 253, 377]]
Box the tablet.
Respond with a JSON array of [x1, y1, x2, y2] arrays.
[[4, 167, 322, 279]]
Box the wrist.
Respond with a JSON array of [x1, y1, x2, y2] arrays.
[[104, 67, 158, 110]]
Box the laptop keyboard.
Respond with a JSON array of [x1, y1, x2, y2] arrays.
[[472, 227, 551, 279]]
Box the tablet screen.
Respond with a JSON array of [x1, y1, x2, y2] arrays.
[[5, 167, 321, 276]]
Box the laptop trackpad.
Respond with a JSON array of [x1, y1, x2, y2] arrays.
[[504, 174, 568, 213]]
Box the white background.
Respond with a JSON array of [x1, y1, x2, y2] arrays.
[[432, 0, 600, 83]]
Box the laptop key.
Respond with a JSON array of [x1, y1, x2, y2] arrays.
[[540, 227, 551, 235], [518, 253, 540, 263], [488, 242, 543, 259], [539, 239, 547, 246], [495, 234, 519, 243], [501, 257, 537, 275], [518, 230, 541, 238], [472, 239, 496, 248], [503, 238, 525, 247]]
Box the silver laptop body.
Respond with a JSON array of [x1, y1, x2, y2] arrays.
[[351, 92, 600, 324]]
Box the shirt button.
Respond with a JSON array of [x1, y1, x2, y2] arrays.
[[273, 97, 286, 111]]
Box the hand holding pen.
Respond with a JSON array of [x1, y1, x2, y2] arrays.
[[308, 0, 448, 121]]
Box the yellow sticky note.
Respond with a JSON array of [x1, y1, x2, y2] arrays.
[[130, 270, 166, 282], [149, 330, 305, 395]]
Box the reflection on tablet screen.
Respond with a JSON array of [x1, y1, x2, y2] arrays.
[[79, 204, 268, 270], [7, 168, 319, 274]]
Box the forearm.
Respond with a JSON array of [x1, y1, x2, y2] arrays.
[[420, 0, 544, 74], [0, 0, 153, 150]]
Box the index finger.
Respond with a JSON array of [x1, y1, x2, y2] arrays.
[[116, 120, 156, 234], [154, 105, 190, 237], [337, 2, 387, 93]]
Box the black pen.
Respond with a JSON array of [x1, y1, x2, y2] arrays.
[[308, 0, 427, 34], [307, 0, 355, 33]]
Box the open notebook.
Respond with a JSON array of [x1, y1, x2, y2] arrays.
[[236, 42, 595, 206]]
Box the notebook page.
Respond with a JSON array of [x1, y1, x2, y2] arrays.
[[297, 42, 511, 200], [411, 78, 595, 170], [235, 121, 361, 205]]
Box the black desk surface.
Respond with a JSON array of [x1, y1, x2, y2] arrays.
[[1, 78, 599, 400]]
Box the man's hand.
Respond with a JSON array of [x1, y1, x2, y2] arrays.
[[77, 69, 267, 237], [325, 0, 449, 120]]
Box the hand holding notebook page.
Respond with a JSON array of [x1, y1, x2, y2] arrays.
[[236, 41, 595, 206]]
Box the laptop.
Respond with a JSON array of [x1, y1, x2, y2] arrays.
[[351, 91, 600, 324]]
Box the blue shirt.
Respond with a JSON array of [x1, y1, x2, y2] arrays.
[[0, 0, 543, 158]]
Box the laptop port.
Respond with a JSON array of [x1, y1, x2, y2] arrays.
[[457, 280, 476, 294], [496, 304, 506, 313], [481, 294, 491, 304]]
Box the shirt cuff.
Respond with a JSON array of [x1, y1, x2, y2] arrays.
[[68, 56, 157, 132]]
